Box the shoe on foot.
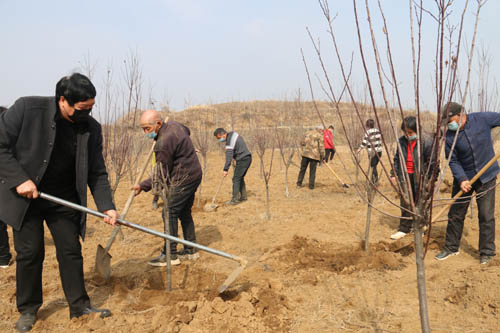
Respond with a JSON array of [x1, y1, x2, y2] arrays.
[[390, 231, 408, 240], [16, 313, 36, 332], [148, 253, 180, 267], [480, 255, 494, 265], [0, 257, 11, 268], [178, 248, 200, 260], [435, 248, 459, 260], [296, 184, 302, 189], [239, 198, 248, 202], [70, 306, 111, 319], [225, 200, 240, 205]]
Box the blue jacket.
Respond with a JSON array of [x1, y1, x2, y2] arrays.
[[445, 112, 500, 184]]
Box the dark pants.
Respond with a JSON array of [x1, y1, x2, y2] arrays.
[[0, 220, 12, 263], [13, 198, 90, 315], [297, 156, 319, 189], [324, 149, 335, 162], [444, 178, 496, 256], [399, 176, 416, 233], [369, 151, 382, 184], [164, 178, 201, 255], [232, 155, 252, 201]]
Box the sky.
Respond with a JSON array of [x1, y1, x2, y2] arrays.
[[1, 0, 499, 118]]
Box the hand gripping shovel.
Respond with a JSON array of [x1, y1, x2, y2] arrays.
[[39, 192, 247, 293], [95, 117, 168, 280], [203, 176, 225, 212], [323, 161, 350, 188]]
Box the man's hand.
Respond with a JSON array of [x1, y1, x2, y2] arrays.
[[16, 180, 39, 199], [103, 210, 119, 226], [460, 180, 472, 193], [356, 148, 361, 154], [223, 170, 228, 177], [132, 184, 142, 196], [390, 177, 397, 186]]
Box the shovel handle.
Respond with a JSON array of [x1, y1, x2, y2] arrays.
[[432, 150, 500, 223], [39, 192, 242, 263], [211, 176, 225, 205], [104, 117, 169, 252], [324, 161, 348, 187]]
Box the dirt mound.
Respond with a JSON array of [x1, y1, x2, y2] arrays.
[[277, 236, 406, 275]]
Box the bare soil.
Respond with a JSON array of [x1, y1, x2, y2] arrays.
[[1, 146, 499, 332]]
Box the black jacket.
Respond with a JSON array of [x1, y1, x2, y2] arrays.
[[0, 96, 115, 238], [391, 135, 439, 183]]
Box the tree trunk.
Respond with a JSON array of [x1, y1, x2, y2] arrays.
[[285, 165, 290, 198], [414, 218, 431, 332], [161, 203, 172, 291], [364, 167, 375, 253], [265, 182, 271, 220]]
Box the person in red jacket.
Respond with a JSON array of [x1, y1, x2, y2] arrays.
[[323, 125, 335, 162]]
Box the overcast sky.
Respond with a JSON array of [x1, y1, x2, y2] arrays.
[[1, 0, 499, 115]]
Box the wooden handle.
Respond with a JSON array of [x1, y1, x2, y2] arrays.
[[432, 150, 500, 223], [104, 116, 168, 251]]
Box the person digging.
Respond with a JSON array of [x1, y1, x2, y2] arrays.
[[213, 128, 252, 205]]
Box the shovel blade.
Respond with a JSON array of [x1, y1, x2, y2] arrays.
[[203, 203, 218, 212], [218, 264, 245, 294], [95, 244, 112, 280]]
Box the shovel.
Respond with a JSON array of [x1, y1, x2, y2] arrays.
[[39, 192, 247, 293], [203, 176, 225, 212], [95, 117, 168, 280], [323, 161, 350, 188], [431, 150, 500, 223]]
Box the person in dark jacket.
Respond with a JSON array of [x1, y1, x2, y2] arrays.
[[390, 116, 438, 240], [0, 73, 118, 332], [436, 102, 500, 264], [133, 110, 203, 266], [214, 128, 252, 205], [0, 106, 12, 269]]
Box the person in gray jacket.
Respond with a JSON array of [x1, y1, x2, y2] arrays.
[[214, 128, 252, 205]]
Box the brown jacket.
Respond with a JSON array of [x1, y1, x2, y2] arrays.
[[140, 120, 202, 190]]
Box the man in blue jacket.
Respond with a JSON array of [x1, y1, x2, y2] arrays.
[[435, 102, 499, 264]]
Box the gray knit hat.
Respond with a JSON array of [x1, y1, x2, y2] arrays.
[[441, 102, 464, 123]]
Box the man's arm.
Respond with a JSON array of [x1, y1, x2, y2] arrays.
[[0, 98, 31, 189], [445, 136, 468, 184]]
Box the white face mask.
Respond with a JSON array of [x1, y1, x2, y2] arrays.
[[448, 121, 459, 131]]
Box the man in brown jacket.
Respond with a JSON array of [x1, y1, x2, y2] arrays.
[[133, 110, 202, 266], [297, 127, 325, 189]]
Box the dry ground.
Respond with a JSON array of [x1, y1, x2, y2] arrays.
[[1, 146, 499, 332]]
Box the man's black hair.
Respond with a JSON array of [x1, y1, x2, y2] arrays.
[[366, 119, 375, 129], [0, 106, 7, 113], [401, 116, 417, 132], [328, 125, 334, 130], [213, 128, 227, 137], [55, 73, 96, 106]]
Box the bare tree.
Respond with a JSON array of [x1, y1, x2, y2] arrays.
[[305, 1, 486, 331], [254, 127, 275, 220]]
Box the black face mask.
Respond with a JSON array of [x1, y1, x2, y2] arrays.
[[69, 108, 91, 123]]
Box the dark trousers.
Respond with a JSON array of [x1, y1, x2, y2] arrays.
[[297, 156, 319, 189], [369, 151, 382, 184], [0, 220, 12, 262], [232, 155, 252, 201], [444, 178, 496, 256], [324, 149, 336, 162], [399, 176, 416, 233], [164, 178, 201, 254], [13, 198, 90, 315]]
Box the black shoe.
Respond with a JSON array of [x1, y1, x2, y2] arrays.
[[70, 306, 112, 319], [480, 255, 493, 265], [435, 248, 459, 260], [226, 200, 240, 205], [309, 186, 314, 190], [239, 198, 248, 202], [178, 248, 200, 260], [0, 256, 11, 268], [16, 313, 36, 332], [148, 252, 180, 267]]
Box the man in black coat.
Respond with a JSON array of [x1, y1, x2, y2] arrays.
[[0, 73, 118, 332], [0, 106, 12, 269]]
